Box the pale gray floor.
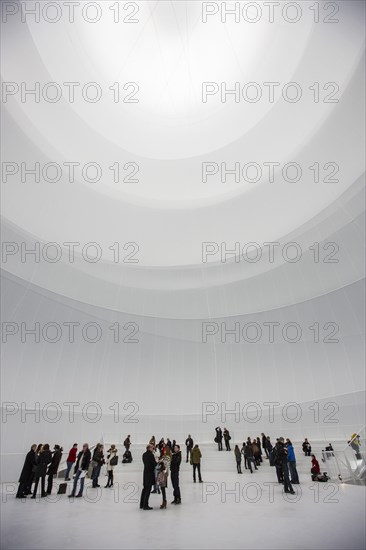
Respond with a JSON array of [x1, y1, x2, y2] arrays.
[[1, 443, 365, 550]]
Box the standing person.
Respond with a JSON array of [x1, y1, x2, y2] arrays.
[[252, 439, 261, 466], [68, 443, 91, 498], [170, 444, 182, 504], [286, 439, 299, 484], [277, 438, 295, 494], [215, 427, 223, 451], [234, 445, 242, 474], [65, 443, 78, 481], [261, 433, 269, 458], [191, 444, 203, 482], [16, 444, 37, 498], [223, 428, 231, 451], [273, 440, 283, 483], [140, 444, 156, 510], [124, 435, 131, 451], [46, 445, 63, 495], [91, 444, 105, 488], [156, 459, 168, 509], [105, 445, 118, 488], [152, 446, 161, 494], [166, 438, 172, 450], [256, 437, 263, 462], [266, 436, 273, 455], [185, 435, 194, 463], [245, 442, 257, 473], [31, 444, 52, 498], [241, 442, 248, 470], [149, 436, 156, 450], [302, 438, 312, 456]]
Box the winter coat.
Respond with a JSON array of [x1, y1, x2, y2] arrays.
[[142, 450, 156, 485], [185, 437, 194, 449], [287, 444, 296, 462], [191, 447, 202, 464], [47, 449, 62, 475], [234, 448, 241, 461], [252, 442, 260, 456], [311, 457, 320, 474], [75, 449, 91, 471], [34, 450, 52, 477], [107, 450, 118, 471], [215, 428, 223, 441], [171, 450, 182, 473], [18, 449, 36, 483], [92, 448, 104, 467], [244, 444, 253, 458], [275, 443, 288, 464]]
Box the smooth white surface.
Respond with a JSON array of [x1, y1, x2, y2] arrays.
[[1, 443, 365, 550]]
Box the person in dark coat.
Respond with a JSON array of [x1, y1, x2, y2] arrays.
[[31, 444, 52, 498], [68, 443, 91, 498], [276, 438, 295, 494], [122, 449, 132, 463], [261, 433, 269, 458], [215, 427, 223, 451], [124, 435, 131, 451], [185, 435, 194, 462], [16, 444, 37, 498], [170, 445, 182, 504], [140, 444, 156, 510], [47, 445, 63, 495], [245, 442, 257, 473], [91, 444, 105, 488], [223, 428, 231, 451]]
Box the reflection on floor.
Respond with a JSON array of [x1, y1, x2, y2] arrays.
[[1, 443, 365, 549]]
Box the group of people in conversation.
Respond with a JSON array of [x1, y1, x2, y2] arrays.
[[17, 429, 339, 503]]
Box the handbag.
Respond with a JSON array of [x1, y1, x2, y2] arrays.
[[110, 455, 118, 466]]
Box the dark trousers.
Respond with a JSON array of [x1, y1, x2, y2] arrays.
[[47, 474, 55, 494], [289, 461, 299, 484], [16, 482, 28, 498], [275, 464, 283, 483], [236, 460, 242, 473], [161, 486, 166, 502], [264, 447, 269, 458], [92, 464, 102, 487], [186, 447, 192, 462], [71, 469, 85, 496], [243, 455, 248, 469], [282, 462, 293, 492], [65, 461, 74, 480], [247, 457, 257, 473], [224, 439, 231, 451], [140, 483, 153, 508], [193, 463, 202, 481], [217, 439, 223, 451], [32, 475, 46, 497], [106, 470, 114, 487], [171, 471, 181, 501]]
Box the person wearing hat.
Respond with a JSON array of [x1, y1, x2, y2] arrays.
[[46, 445, 63, 495]]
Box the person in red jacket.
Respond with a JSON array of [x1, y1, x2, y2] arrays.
[[65, 443, 78, 481], [311, 454, 320, 475]]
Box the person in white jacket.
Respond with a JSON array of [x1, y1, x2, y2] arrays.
[[105, 445, 118, 488]]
